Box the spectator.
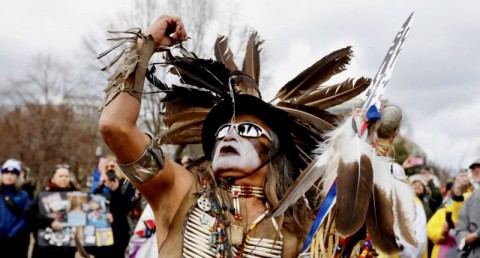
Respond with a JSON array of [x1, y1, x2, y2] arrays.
[[19, 162, 35, 200], [27, 164, 78, 258], [411, 168, 443, 258], [411, 179, 439, 220], [0, 159, 31, 258], [455, 158, 480, 257], [427, 176, 468, 258], [468, 158, 480, 189], [89, 156, 135, 258]]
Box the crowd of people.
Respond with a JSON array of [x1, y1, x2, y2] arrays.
[[3, 154, 480, 258], [0, 156, 145, 258]]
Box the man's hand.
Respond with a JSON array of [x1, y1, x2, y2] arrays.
[[51, 220, 63, 231], [144, 15, 188, 50]]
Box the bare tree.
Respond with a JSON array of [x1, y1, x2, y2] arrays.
[[0, 55, 102, 192]]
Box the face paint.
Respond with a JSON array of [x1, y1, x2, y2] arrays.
[[211, 114, 270, 179]]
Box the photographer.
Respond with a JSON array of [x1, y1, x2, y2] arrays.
[[91, 156, 136, 258]]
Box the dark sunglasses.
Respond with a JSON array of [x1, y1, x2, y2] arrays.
[[215, 122, 271, 140]]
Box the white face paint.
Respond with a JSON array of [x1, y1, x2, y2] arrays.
[[211, 114, 270, 180]]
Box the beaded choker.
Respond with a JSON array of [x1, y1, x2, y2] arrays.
[[226, 185, 265, 199]]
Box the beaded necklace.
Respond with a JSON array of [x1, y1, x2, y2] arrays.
[[223, 184, 265, 221], [183, 180, 282, 257]]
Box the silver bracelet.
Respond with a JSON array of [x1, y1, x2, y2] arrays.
[[117, 134, 164, 183]]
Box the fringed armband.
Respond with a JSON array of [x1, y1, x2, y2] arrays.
[[117, 134, 165, 184], [98, 28, 156, 110]]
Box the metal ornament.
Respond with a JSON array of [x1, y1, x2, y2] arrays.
[[197, 196, 212, 212]]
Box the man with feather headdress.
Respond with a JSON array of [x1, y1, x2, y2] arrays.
[[98, 14, 415, 258]]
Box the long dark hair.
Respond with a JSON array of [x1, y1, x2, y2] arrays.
[[264, 132, 313, 239], [193, 130, 314, 240]]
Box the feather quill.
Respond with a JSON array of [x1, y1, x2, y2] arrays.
[[294, 77, 371, 109], [242, 31, 263, 84], [272, 47, 353, 102], [214, 35, 238, 71]]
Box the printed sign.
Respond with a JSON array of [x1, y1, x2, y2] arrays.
[[37, 191, 114, 247]]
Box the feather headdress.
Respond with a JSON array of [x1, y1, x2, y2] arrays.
[[147, 34, 371, 173]]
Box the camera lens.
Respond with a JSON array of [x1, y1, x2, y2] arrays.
[[106, 169, 117, 180]]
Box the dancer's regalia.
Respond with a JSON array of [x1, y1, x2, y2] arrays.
[[98, 13, 417, 258]]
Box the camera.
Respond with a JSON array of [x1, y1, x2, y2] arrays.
[[106, 169, 117, 181]]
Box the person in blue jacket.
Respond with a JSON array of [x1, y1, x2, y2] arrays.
[[0, 159, 31, 258]]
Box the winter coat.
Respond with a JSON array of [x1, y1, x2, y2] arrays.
[[0, 185, 30, 238]]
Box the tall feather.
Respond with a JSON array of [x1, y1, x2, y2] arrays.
[[293, 77, 371, 109], [366, 185, 398, 254], [272, 47, 353, 102], [242, 31, 263, 84], [214, 35, 238, 71], [375, 158, 417, 248], [365, 156, 400, 254], [365, 156, 417, 254], [335, 130, 374, 236], [391, 180, 417, 247]]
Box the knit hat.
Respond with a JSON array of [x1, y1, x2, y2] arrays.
[[1, 159, 21, 175]]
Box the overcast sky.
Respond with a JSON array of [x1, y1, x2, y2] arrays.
[[1, 0, 479, 171]]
